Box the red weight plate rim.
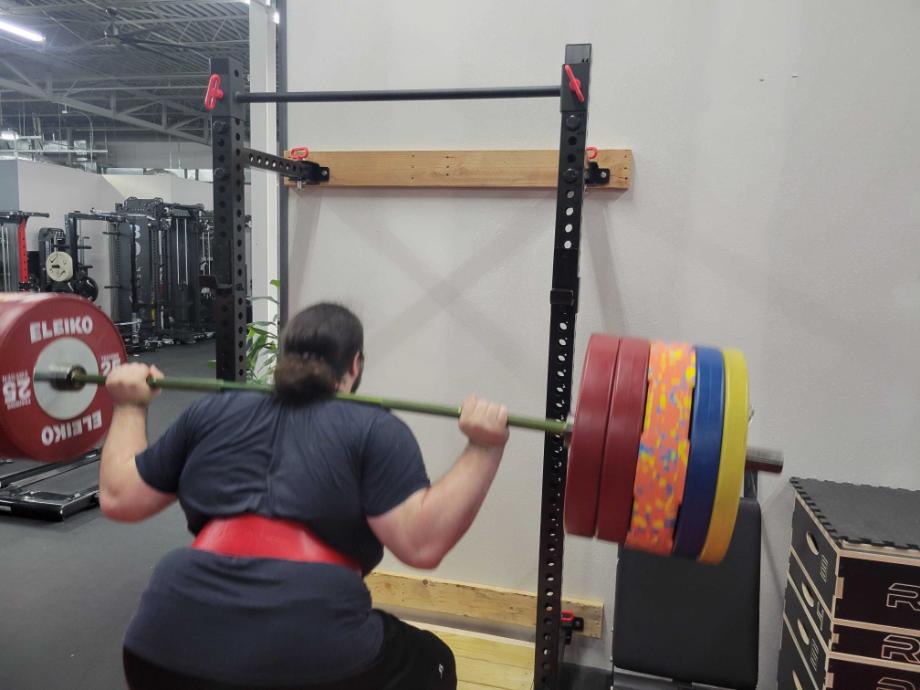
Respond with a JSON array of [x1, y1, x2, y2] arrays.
[[0, 294, 34, 458], [595, 337, 650, 542], [564, 333, 620, 536], [0, 294, 126, 462]]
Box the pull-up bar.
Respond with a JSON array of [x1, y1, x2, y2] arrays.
[[237, 85, 561, 104], [204, 68, 582, 111]]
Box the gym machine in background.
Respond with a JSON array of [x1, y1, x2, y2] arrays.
[[113, 197, 213, 348], [103, 207, 150, 352], [0, 210, 49, 291], [34, 213, 100, 302]]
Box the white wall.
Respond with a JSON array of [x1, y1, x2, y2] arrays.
[[284, 2, 920, 684], [16, 161, 123, 314], [103, 173, 213, 208]]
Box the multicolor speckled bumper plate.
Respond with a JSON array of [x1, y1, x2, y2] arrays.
[[625, 342, 696, 555]]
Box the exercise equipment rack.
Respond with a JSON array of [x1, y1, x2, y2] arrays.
[[0, 210, 49, 292], [207, 43, 599, 688]]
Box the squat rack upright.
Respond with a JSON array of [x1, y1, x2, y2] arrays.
[[206, 43, 594, 689]]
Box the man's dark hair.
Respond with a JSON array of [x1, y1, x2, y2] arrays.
[[273, 302, 363, 404]]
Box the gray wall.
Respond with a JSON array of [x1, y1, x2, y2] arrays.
[[284, 1, 920, 685], [103, 140, 212, 170], [0, 160, 19, 209]]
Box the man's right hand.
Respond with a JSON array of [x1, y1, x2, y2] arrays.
[[459, 395, 509, 449]]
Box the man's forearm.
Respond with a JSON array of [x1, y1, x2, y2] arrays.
[[410, 443, 503, 566], [100, 404, 148, 502]]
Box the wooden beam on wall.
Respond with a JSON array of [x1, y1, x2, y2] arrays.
[[283, 149, 632, 190], [367, 570, 604, 639]]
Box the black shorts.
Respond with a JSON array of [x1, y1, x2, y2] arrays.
[[123, 611, 456, 690]]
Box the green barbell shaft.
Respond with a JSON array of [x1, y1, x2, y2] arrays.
[[35, 370, 572, 436]]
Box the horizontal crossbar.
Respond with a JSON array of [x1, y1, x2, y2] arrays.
[[237, 85, 560, 104]]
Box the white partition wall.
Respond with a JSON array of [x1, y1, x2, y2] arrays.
[[15, 161, 122, 314], [282, 3, 920, 685]]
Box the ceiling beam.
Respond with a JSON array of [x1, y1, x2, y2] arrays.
[[26, 16, 247, 29], [171, 115, 206, 129], [0, 53, 208, 120], [118, 101, 159, 116], [67, 84, 209, 93], [0, 0, 248, 15], [0, 59, 39, 90], [54, 73, 211, 83], [0, 76, 208, 145]]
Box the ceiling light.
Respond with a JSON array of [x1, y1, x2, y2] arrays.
[[1, 130, 19, 141], [0, 19, 45, 43], [273, 10, 280, 24]]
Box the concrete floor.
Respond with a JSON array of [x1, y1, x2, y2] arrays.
[[0, 341, 610, 690]]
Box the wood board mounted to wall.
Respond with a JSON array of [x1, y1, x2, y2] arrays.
[[282, 149, 632, 190], [366, 570, 604, 639]]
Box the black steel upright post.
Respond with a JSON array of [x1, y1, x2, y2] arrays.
[[209, 58, 249, 382], [533, 43, 592, 690]]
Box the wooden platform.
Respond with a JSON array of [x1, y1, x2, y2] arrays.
[[411, 621, 534, 690]]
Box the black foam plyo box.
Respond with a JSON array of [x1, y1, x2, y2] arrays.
[[783, 575, 828, 682], [826, 655, 920, 690], [787, 551, 833, 645], [778, 617, 820, 690], [791, 478, 920, 552], [790, 478, 920, 633], [834, 623, 920, 667]]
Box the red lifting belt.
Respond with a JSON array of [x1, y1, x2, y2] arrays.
[[193, 514, 362, 573]]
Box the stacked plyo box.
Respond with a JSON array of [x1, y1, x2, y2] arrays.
[[778, 478, 920, 690]]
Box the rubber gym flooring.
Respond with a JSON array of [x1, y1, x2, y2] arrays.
[[0, 342, 606, 690]]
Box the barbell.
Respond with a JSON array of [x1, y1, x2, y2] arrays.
[[0, 293, 782, 564]]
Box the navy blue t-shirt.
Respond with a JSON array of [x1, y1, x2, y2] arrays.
[[123, 392, 430, 685]]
